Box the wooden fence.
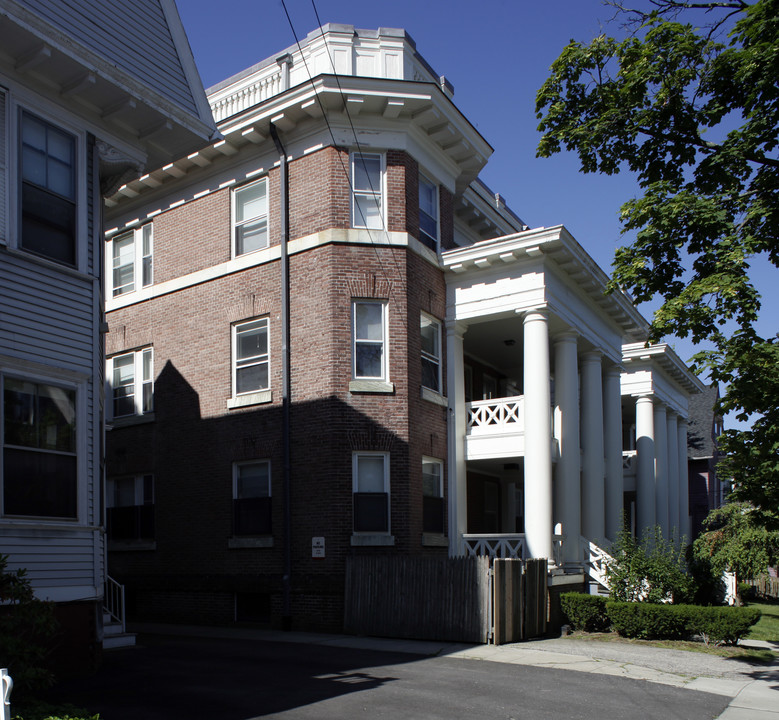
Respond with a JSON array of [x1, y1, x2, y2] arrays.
[[750, 574, 779, 599], [344, 555, 491, 643], [344, 555, 549, 644]]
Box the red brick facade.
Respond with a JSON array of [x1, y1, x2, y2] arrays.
[[106, 146, 452, 630]]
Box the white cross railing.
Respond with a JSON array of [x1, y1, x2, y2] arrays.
[[581, 537, 613, 591], [466, 396, 524, 434], [463, 534, 526, 559]]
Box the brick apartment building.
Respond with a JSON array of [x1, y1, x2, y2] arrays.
[[102, 25, 704, 632]]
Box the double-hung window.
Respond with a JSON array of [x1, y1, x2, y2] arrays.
[[351, 152, 383, 229], [2, 376, 77, 519], [418, 174, 438, 251], [233, 460, 271, 536], [422, 458, 444, 534], [353, 452, 389, 533], [109, 224, 153, 297], [233, 319, 269, 397], [107, 474, 154, 542], [352, 301, 387, 381], [233, 179, 268, 256], [420, 314, 442, 393], [20, 111, 77, 266], [108, 348, 153, 419]]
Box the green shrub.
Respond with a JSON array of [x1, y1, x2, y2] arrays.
[[606, 601, 689, 640], [560, 592, 610, 632], [606, 526, 693, 604], [12, 701, 99, 720], [687, 606, 761, 646], [605, 601, 761, 644]]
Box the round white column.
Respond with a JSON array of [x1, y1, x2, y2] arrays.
[[580, 351, 605, 543], [666, 412, 680, 540], [636, 396, 656, 534], [654, 403, 669, 538], [523, 310, 554, 561], [553, 331, 580, 565], [603, 364, 623, 543], [446, 321, 468, 556], [678, 420, 690, 540]]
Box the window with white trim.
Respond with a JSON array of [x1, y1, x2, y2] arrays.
[[2, 376, 77, 519], [108, 223, 153, 297], [108, 348, 153, 419], [353, 452, 389, 533], [232, 318, 269, 396], [233, 460, 272, 536], [351, 152, 384, 229], [20, 111, 77, 266], [422, 457, 444, 534], [107, 474, 154, 542], [352, 300, 387, 381], [233, 178, 268, 256], [420, 314, 442, 393], [418, 174, 438, 251]]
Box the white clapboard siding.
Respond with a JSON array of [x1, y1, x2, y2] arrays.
[[21, 0, 197, 116], [0, 254, 95, 373], [0, 87, 6, 244]]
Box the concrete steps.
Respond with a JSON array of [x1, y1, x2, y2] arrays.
[[103, 612, 136, 649]]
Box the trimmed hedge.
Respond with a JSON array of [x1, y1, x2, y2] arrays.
[[606, 601, 761, 645], [559, 593, 762, 645], [560, 592, 610, 632]]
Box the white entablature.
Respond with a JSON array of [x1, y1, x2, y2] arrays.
[[207, 24, 451, 123]]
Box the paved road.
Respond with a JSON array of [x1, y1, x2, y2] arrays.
[[54, 634, 730, 720]]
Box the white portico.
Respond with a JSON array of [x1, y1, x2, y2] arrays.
[[443, 225, 655, 568]]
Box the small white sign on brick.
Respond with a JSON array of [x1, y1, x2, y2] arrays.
[[312, 536, 325, 558]]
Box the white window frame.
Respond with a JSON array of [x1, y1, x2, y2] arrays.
[[232, 178, 269, 258], [1, 88, 88, 271], [107, 347, 153, 420], [352, 300, 388, 382], [418, 173, 439, 251], [107, 223, 153, 298], [231, 317, 270, 400], [422, 457, 443, 499], [351, 151, 385, 230], [1, 371, 84, 521], [232, 460, 272, 538], [106, 473, 155, 544], [420, 313, 442, 394], [352, 451, 390, 535]]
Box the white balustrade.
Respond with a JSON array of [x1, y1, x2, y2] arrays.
[[466, 396, 524, 435], [580, 536, 613, 591], [462, 534, 526, 559]]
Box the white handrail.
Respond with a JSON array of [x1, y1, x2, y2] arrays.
[[466, 396, 523, 434], [104, 575, 126, 631]]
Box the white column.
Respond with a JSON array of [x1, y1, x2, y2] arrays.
[[636, 396, 656, 534], [666, 412, 680, 539], [654, 403, 669, 538], [553, 331, 580, 565], [523, 310, 554, 561], [678, 420, 690, 540], [580, 351, 605, 543], [446, 321, 468, 556], [603, 364, 623, 543]]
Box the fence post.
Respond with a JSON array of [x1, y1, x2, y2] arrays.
[[2, 668, 12, 720]]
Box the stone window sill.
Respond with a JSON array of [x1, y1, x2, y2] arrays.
[[108, 412, 155, 429], [108, 540, 156, 552], [228, 536, 274, 549], [351, 533, 395, 547], [422, 533, 448, 547], [421, 387, 447, 406], [227, 390, 272, 409], [349, 380, 395, 394]]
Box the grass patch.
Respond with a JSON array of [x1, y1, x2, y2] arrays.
[[746, 600, 779, 643], [565, 630, 777, 664]]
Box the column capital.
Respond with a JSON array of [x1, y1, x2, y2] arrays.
[[445, 320, 468, 339], [553, 329, 579, 345], [603, 362, 623, 378], [581, 350, 603, 364], [519, 307, 549, 324]]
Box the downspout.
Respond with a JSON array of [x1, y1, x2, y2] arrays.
[[270, 123, 292, 631]]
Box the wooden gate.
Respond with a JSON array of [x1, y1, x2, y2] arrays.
[[493, 558, 548, 644]]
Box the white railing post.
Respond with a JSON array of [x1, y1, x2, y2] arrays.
[[2, 668, 12, 720], [104, 575, 126, 631]]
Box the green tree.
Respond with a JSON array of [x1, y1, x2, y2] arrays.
[[693, 502, 779, 594], [535, 0, 779, 521]]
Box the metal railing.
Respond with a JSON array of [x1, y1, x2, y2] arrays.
[[104, 575, 126, 630]]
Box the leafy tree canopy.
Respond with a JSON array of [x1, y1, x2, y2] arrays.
[[536, 0, 779, 520]]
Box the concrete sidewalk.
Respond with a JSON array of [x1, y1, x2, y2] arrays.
[[130, 623, 779, 719]]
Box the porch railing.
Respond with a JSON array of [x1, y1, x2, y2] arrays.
[[581, 537, 613, 592], [466, 397, 523, 434], [622, 450, 637, 474], [104, 575, 126, 630], [463, 534, 526, 559]]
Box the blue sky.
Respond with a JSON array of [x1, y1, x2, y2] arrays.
[[177, 0, 775, 428]]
